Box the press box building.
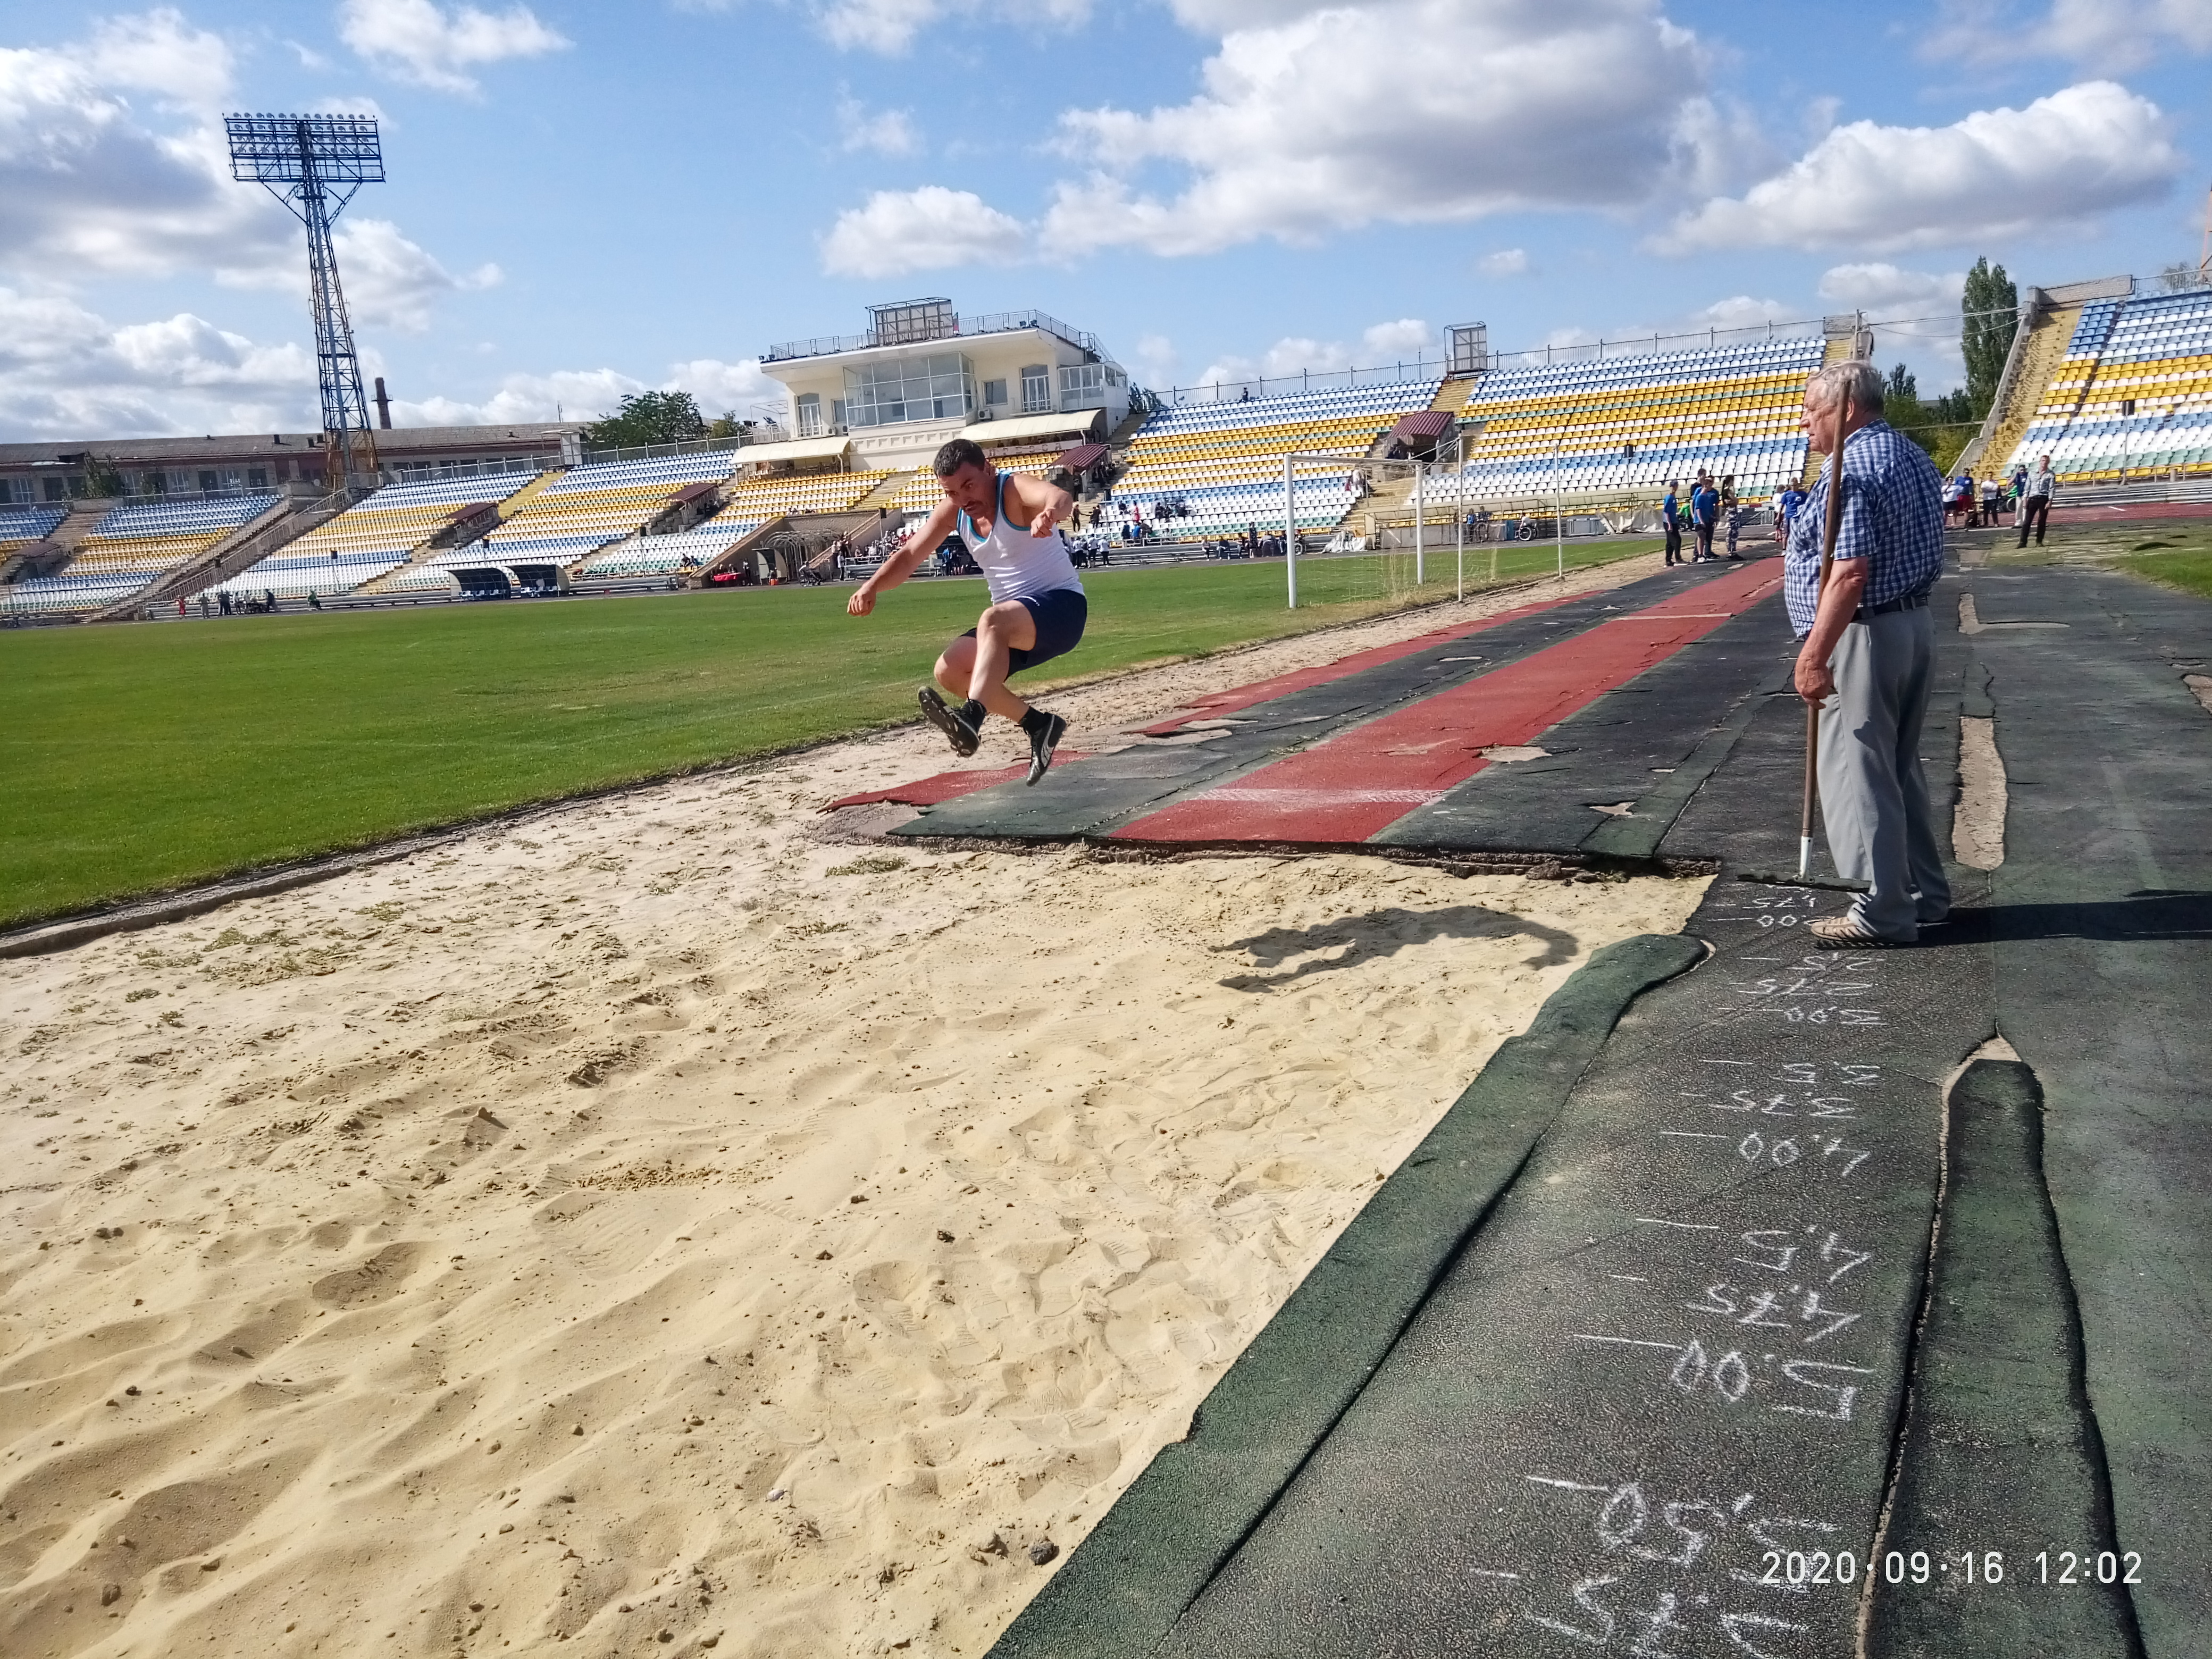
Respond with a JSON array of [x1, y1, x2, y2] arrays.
[[758, 298, 1133, 473]]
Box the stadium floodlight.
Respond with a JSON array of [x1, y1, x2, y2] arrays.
[[225, 113, 386, 487]]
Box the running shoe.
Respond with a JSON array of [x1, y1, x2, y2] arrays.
[[1808, 913, 1914, 949], [917, 686, 981, 757], [1024, 710, 1068, 785]]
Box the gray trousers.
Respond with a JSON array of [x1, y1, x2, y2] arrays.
[[1817, 606, 1950, 937]]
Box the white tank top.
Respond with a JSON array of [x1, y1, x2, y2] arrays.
[[958, 472, 1084, 605]]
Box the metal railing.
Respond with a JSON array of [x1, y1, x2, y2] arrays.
[[764, 308, 1101, 364], [1143, 319, 1840, 410], [577, 433, 761, 467]]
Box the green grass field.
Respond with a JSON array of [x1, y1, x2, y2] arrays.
[[0, 541, 1653, 928]]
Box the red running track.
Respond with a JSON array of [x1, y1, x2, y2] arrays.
[[826, 756, 1090, 810], [1111, 560, 1783, 844], [1136, 591, 1583, 735]]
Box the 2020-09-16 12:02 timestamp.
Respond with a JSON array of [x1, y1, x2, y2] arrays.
[[1753, 1548, 2143, 1586]]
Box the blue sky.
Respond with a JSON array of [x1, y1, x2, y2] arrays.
[[2, 0, 2207, 439]]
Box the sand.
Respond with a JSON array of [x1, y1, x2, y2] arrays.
[[1, 557, 1706, 1658]]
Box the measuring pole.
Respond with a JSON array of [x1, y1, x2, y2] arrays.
[[1554, 473, 1565, 583], [1800, 390, 1852, 877], [1413, 460, 1425, 586], [1455, 486, 1465, 601], [1284, 451, 1297, 609]]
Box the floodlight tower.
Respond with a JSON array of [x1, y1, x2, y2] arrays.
[[225, 113, 385, 487]]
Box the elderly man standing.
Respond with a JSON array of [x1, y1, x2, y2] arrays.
[[1788, 359, 1950, 948]]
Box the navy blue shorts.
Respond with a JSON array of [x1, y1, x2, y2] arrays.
[[965, 588, 1087, 674]]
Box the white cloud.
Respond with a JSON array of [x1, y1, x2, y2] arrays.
[[332, 219, 503, 332], [0, 286, 316, 439], [1362, 318, 1434, 356], [836, 97, 919, 155], [0, 15, 501, 341], [1191, 319, 1437, 390], [392, 367, 642, 427], [1477, 247, 1530, 276], [79, 6, 236, 113], [1128, 334, 1180, 390], [1817, 266, 1971, 383], [338, 0, 569, 94], [1926, 0, 2212, 71], [0, 16, 294, 281], [1816, 263, 1968, 312], [666, 356, 783, 415], [1660, 81, 2182, 254], [1042, 0, 1715, 257], [819, 186, 1029, 277], [802, 0, 1093, 54], [390, 358, 782, 427], [818, 0, 949, 53]]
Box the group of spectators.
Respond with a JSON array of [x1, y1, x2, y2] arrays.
[[1659, 472, 1744, 565], [1940, 457, 2059, 545], [179, 587, 287, 618]]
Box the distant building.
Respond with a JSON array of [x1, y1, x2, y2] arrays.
[[760, 298, 1130, 472], [0, 423, 586, 505]]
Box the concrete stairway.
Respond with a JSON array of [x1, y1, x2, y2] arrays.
[[90, 493, 324, 621], [851, 470, 919, 510], [1973, 304, 2081, 474]]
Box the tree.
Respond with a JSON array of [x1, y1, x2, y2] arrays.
[[707, 410, 754, 440], [2158, 261, 2210, 293], [580, 390, 708, 453], [83, 455, 128, 497], [1960, 257, 2018, 414], [1884, 363, 1929, 451]]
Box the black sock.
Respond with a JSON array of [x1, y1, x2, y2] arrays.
[[1018, 706, 1052, 737], [958, 698, 985, 728]]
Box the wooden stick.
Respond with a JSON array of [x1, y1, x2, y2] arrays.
[[1800, 384, 1853, 878]]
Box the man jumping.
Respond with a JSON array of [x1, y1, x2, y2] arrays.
[[847, 438, 1084, 785]]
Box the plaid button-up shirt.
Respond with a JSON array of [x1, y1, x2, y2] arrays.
[[1784, 419, 1946, 638]]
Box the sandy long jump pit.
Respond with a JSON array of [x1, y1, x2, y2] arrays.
[[0, 558, 1708, 1658]]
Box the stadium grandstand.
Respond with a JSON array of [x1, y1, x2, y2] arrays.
[[1096, 382, 1444, 538], [1427, 336, 1826, 506], [210, 473, 535, 604], [0, 504, 65, 561], [2000, 288, 2212, 483], [2, 493, 278, 617]]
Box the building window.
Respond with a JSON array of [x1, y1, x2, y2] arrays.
[[198, 470, 220, 493], [843, 353, 976, 428], [1059, 364, 1105, 407], [1020, 365, 1051, 414], [984, 379, 1008, 407], [795, 392, 823, 437], [832, 398, 848, 431], [248, 468, 269, 490], [45, 477, 72, 502]]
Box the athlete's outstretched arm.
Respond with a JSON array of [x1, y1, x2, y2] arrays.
[[1002, 472, 1074, 537], [848, 500, 957, 616]]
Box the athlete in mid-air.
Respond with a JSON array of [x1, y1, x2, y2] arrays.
[[847, 437, 1084, 785]]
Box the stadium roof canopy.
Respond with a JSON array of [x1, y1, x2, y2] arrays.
[[971, 409, 1105, 444]]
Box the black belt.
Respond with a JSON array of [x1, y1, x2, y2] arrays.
[[1853, 591, 1929, 622]]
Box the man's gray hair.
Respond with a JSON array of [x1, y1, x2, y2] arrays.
[[1807, 358, 1884, 416]]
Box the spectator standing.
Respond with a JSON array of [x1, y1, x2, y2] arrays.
[[1775, 481, 1808, 546], [1661, 482, 1683, 565], [1786, 358, 1949, 948], [1720, 475, 1741, 558], [1691, 473, 1719, 562], [2018, 454, 2057, 547], [1980, 476, 2002, 525], [2008, 462, 2029, 526]]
